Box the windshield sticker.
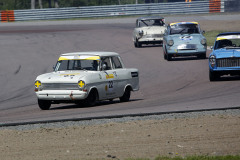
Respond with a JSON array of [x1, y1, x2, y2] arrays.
[[58, 55, 100, 61], [217, 35, 240, 41], [180, 36, 193, 40], [170, 22, 198, 26]]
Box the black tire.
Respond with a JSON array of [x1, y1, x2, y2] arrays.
[[136, 40, 142, 48], [84, 89, 98, 107], [38, 99, 51, 110], [198, 53, 206, 59], [134, 42, 137, 48], [163, 46, 167, 60], [166, 53, 172, 61], [120, 87, 131, 102], [201, 53, 206, 59], [209, 70, 220, 81]]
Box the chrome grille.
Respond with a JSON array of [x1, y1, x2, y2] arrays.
[[217, 58, 240, 67], [144, 34, 163, 38], [42, 83, 78, 90]]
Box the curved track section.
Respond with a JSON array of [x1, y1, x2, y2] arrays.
[[0, 14, 240, 125]]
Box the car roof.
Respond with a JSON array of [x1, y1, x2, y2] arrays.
[[170, 21, 198, 26], [61, 51, 119, 57], [217, 32, 240, 37], [137, 16, 164, 21]]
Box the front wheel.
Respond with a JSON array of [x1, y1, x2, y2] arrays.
[[83, 90, 98, 107], [38, 99, 51, 110], [135, 40, 142, 48], [120, 88, 131, 102], [167, 53, 172, 61], [209, 70, 220, 81], [198, 53, 206, 59], [163, 46, 167, 60]]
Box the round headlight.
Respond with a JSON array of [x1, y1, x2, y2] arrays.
[[35, 80, 41, 88], [209, 55, 216, 67], [35, 80, 42, 92], [78, 80, 85, 89], [168, 40, 174, 46], [201, 39, 207, 45], [138, 30, 144, 36]]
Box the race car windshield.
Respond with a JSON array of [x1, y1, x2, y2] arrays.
[[214, 38, 240, 50], [138, 19, 164, 27], [55, 60, 99, 71], [170, 24, 199, 35]]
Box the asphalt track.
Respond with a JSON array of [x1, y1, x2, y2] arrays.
[[0, 14, 240, 125]]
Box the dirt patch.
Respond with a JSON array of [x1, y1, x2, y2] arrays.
[[0, 114, 240, 160]]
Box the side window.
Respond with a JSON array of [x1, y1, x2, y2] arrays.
[[112, 56, 123, 69], [167, 26, 170, 35], [101, 57, 112, 70]]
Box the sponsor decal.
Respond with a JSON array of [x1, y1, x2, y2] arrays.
[[180, 35, 193, 41], [106, 74, 114, 79]]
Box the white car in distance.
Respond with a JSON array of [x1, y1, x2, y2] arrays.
[[133, 16, 166, 47], [34, 52, 139, 110]]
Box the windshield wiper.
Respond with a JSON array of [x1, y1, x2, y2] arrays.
[[178, 28, 186, 34]]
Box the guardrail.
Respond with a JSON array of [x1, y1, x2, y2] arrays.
[[0, 0, 224, 22]]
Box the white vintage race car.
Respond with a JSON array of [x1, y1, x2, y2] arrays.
[[132, 16, 166, 47], [34, 52, 139, 110]]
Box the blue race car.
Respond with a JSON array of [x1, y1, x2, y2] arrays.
[[209, 32, 240, 81], [163, 22, 207, 61]]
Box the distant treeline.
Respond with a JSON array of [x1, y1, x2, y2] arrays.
[[0, 0, 199, 10]]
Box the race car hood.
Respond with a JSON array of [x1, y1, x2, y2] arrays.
[[36, 71, 90, 83], [213, 49, 240, 59], [141, 26, 166, 35], [169, 34, 204, 45]]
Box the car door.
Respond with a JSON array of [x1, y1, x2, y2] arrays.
[[110, 56, 126, 97], [99, 56, 118, 99]]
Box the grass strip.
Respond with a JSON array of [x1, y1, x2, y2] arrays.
[[204, 30, 227, 46], [125, 155, 240, 160]]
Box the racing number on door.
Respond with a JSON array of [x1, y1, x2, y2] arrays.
[[109, 81, 113, 88]]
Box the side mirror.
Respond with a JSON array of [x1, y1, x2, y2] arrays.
[[202, 30, 205, 34], [210, 46, 213, 50]]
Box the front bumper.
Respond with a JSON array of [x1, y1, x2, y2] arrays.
[[138, 35, 163, 44], [167, 48, 206, 56], [35, 90, 88, 101], [166, 44, 206, 56]]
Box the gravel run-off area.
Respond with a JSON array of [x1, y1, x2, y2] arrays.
[[0, 109, 240, 160]]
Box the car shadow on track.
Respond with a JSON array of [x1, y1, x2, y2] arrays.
[[139, 44, 163, 48], [50, 98, 143, 110], [213, 76, 240, 82], [170, 56, 208, 61]]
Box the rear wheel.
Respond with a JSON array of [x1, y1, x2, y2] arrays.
[[120, 87, 131, 102], [38, 99, 51, 110]]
